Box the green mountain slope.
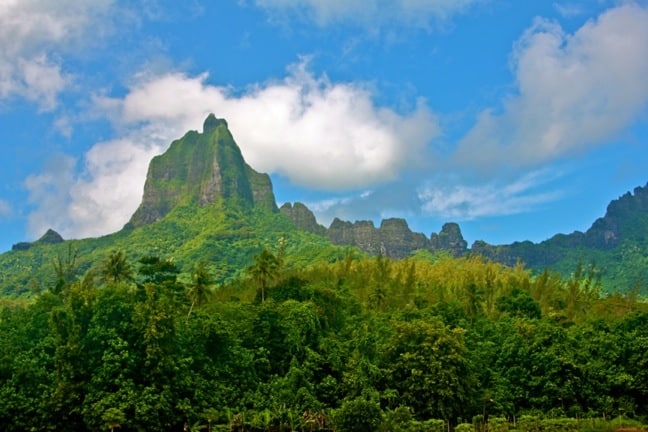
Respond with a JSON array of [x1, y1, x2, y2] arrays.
[[0, 115, 345, 297], [1, 113, 647, 297], [472, 184, 648, 293]]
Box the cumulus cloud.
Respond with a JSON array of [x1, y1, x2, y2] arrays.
[[26, 62, 438, 238], [453, 3, 648, 173], [253, 0, 484, 28], [24, 125, 173, 239], [0, 0, 114, 109], [103, 62, 439, 189]]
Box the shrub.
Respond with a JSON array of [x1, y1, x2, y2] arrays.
[[333, 398, 382, 432], [456, 423, 475, 432]]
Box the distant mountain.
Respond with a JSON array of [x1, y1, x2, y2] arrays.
[[282, 183, 648, 293], [472, 184, 648, 292], [278, 204, 468, 259], [0, 115, 344, 297], [11, 228, 64, 252], [1, 114, 647, 296]]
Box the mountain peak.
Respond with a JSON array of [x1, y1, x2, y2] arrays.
[[203, 114, 227, 134], [128, 114, 277, 228], [11, 228, 63, 251]]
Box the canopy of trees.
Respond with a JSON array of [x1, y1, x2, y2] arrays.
[[0, 248, 647, 431]]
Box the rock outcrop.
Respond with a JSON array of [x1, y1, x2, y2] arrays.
[[327, 217, 431, 258], [430, 222, 468, 257], [128, 114, 277, 228], [280, 202, 327, 236], [12, 228, 64, 251]]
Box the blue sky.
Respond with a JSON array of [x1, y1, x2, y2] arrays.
[[1, 0, 648, 253]]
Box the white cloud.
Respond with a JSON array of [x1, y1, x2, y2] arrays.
[[26, 61, 439, 238], [418, 170, 562, 220], [0, 0, 114, 110], [454, 3, 648, 172], [253, 0, 484, 28], [104, 61, 439, 189]]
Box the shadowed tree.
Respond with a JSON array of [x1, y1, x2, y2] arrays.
[[103, 407, 126, 432]]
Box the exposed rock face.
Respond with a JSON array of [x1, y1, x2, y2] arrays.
[[327, 218, 381, 255], [379, 218, 430, 258], [430, 222, 468, 257], [471, 183, 648, 268], [129, 114, 277, 227], [581, 184, 648, 249], [280, 202, 327, 236], [327, 217, 429, 258]]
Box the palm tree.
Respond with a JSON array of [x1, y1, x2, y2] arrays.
[[247, 248, 279, 303], [186, 261, 214, 321], [101, 250, 133, 284], [51, 243, 78, 294]]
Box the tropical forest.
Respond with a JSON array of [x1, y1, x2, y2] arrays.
[[1, 116, 647, 432]]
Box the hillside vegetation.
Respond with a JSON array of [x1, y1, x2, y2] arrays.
[[2, 115, 648, 431], [2, 115, 648, 298], [1, 247, 647, 431], [0, 201, 344, 297]]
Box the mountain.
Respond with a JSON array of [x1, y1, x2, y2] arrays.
[[1, 114, 647, 297], [11, 228, 64, 251], [0, 115, 344, 297], [129, 114, 277, 228], [471, 184, 648, 292], [278, 182, 648, 293]]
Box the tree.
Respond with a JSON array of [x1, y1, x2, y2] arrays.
[[137, 256, 180, 287], [186, 261, 214, 321], [334, 397, 382, 432], [382, 318, 476, 421], [136, 256, 183, 302], [102, 407, 126, 432], [52, 243, 79, 295], [248, 249, 279, 303], [496, 288, 541, 320], [101, 250, 133, 284]]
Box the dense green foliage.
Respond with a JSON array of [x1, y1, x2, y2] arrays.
[[1, 248, 647, 431], [0, 202, 345, 297]]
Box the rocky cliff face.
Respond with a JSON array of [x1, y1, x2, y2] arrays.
[[128, 114, 277, 228], [280, 202, 327, 236], [325, 217, 450, 258], [279, 198, 471, 258], [581, 184, 648, 248], [430, 223, 468, 257], [471, 183, 648, 269]]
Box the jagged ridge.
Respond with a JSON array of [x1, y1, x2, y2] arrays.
[[5, 114, 648, 296]]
